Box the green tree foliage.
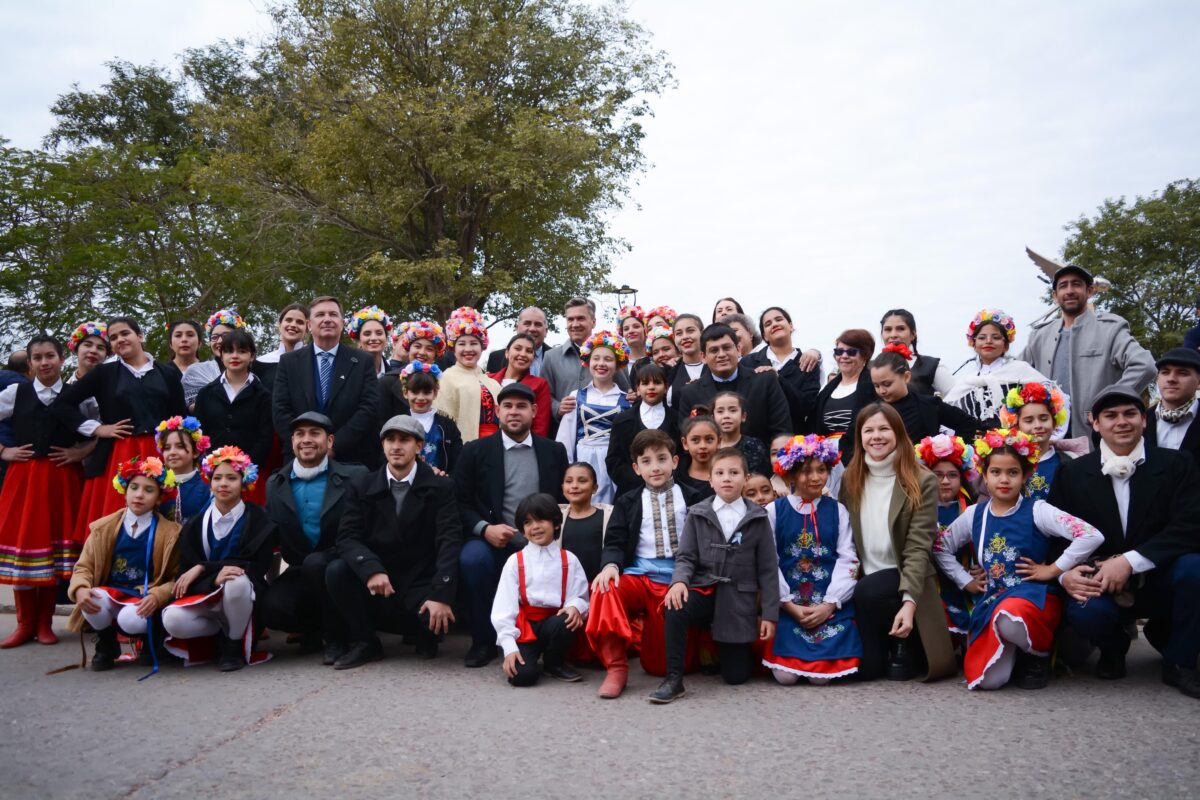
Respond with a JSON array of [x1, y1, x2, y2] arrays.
[[1062, 178, 1200, 356]]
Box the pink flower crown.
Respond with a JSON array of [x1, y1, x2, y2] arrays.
[[398, 320, 447, 356], [646, 324, 675, 346], [579, 330, 631, 366], [618, 305, 646, 324], [155, 416, 211, 458], [205, 309, 245, 339], [347, 305, 393, 340], [447, 306, 484, 326], [201, 445, 259, 489], [973, 428, 1039, 469], [773, 434, 841, 476], [998, 382, 1069, 429], [967, 308, 1016, 345], [400, 360, 442, 384], [68, 321, 107, 352], [914, 434, 979, 481], [645, 305, 677, 327], [446, 316, 488, 348], [113, 456, 177, 501]]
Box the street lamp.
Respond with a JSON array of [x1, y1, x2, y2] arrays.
[[616, 284, 638, 307]]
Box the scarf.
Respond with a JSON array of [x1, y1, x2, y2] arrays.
[[648, 480, 679, 558], [1099, 439, 1145, 480], [292, 456, 330, 481], [1158, 397, 1197, 424]]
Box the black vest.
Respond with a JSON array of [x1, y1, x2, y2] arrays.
[[909, 354, 941, 397], [11, 383, 78, 457], [114, 365, 172, 435]]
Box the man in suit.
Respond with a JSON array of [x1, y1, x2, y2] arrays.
[[485, 306, 552, 376], [543, 296, 629, 422], [272, 295, 381, 467], [1146, 347, 1200, 465], [678, 323, 792, 448], [325, 415, 462, 669], [1049, 385, 1200, 699], [259, 412, 368, 665], [453, 381, 569, 667]]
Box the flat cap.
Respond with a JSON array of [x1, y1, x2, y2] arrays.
[[380, 414, 425, 441], [290, 411, 334, 433]]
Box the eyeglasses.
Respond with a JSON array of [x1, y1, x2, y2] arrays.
[[833, 347, 861, 357]]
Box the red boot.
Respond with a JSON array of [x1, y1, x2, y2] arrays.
[[596, 634, 629, 699], [1, 588, 37, 648], [35, 586, 59, 645]]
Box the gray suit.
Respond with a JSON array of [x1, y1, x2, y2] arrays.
[[542, 339, 630, 419]]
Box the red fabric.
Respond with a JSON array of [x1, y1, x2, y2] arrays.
[[584, 574, 707, 676], [964, 594, 1063, 687], [761, 643, 859, 678], [163, 585, 272, 668], [488, 370, 552, 437], [75, 434, 157, 542], [515, 548, 569, 643], [242, 478, 267, 507], [0, 457, 83, 585]]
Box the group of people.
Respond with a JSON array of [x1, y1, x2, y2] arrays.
[[1, 259, 1199, 704]]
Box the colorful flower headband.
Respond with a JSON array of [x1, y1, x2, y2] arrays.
[[447, 306, 484, 326], [774, 434, 841, 475], [112, 456, 177, 501], [155, 416, 211, 458], [967, 308, 1016, 345], [645, 305, 677, 327], [914, 434, 979, 482], [392, 320, 414, 347], [618, 305, 646, 324], [973, 428, 1039, 468], [998, 382, 1069, 429], [579, 330, 631, 366], [400, 360, 442, 385], [398, 320, 447, 356], [347, 305, 393, 340], [446, 317, 489, 349], [201, 445, 259, 489], [205, 309, 245, 340], [646, 324, 675, 347], [68, 321, 107, 352], [881, 342, 914, 360]]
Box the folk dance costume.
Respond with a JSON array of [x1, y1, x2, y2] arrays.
[[997, 382, 1075, 499], [556, 383, 630, 505], [1025, 449, 1061, 501], [411, 408, 463, 472], [438, 314, 501, 442], [935, 500, 973, 635], [160, 471, 211, 526], [491, 541, 589, 686], [762, 496, 862, 682], [934, 497, 1101, 690]]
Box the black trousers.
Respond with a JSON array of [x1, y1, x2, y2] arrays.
[[663, 590, 754, 685], [854, 568, 927, 680], [325, 558, 435, 646], [259, 551, 344, 642], [509, 613, 573, 687]]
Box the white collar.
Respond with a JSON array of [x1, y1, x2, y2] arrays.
[[1159, 397, 1199, 422], [387, 463, 417, 485], [710, 367, 739, 383], [220, 371, 255, 388], [524, 539, 562, 556], [291, 456, 329, 481], [211, 500, 246, 525], [985, 495, 1026, 518], [786, 495, 820, 513], [122, 509, 154, 538], [411, 407, 436, 429], [34, 378, 63, 398], [1037, 446, 1057, 463], [502, 431, 533, 449], [712, 496, 746, 515], [582, 382, 623, 398], [174, 469, 198, 484], [313, 342, 339, 357], [767, 347, 796, 369]]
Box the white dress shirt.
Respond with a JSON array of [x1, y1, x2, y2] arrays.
[[0, 378, 63, 418], [502, 431, 533, 450], [121, 509, 155, 538], [201, 501, 246, 559], [682, 361, 704, 381], [1099, 440, 1154, 574], [711, 496, 747, 541], [635, 484, 688, 559], [1156, 398, 1198, 451], [491, 541, 589, 656], [766, 347, 797, 372], [120, 354, 155, 379], [220, 371, 256, 402], [639, 401, 666, 430]]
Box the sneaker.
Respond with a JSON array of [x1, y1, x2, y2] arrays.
[[648, 673, 686, 704]]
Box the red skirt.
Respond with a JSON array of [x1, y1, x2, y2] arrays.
[[75, 434, 157, 542], [0, 458, 83, 585], [584, 575, 712, 676], [964, 595, 1063, 690]]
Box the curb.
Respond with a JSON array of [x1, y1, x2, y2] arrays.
[[0, 604, 73, 617]]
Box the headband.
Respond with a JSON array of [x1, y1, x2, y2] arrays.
[[773, 434, 841, 475], [579, 330, 631, 366], [998, 382, 1069, 429], [646, 325, 675, 347], [112, 456, 177, 501], [205, 309, 245, 339], [914, 434, 979, 482], [400, 359, 442, 385], [618, 305, 646, 325], [446, 316, 489, 349], [347, 305, 393, 340], [973, 428, 1039, 469], [68, 321, 107, 352], [398, 320, 447, 357], [967, 308, 1016, 345], [155, 416, 211, 458], [645, 305, 678, 327], [201, 445, 259, 489]]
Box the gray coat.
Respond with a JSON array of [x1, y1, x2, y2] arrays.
[[1018, 308, 1156, 436], [542, 339, 630, 419], [670, 498, 780, 643]]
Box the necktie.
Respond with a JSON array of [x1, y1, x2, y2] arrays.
[[390, 480, 409, 516], [317, 352, 334, 409]]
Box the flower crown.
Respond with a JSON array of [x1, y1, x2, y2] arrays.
[[645, 305, 677, 327], [967, 308, 1016, 345], [973, 428, 1039, 468], [155, 416, 211, 458], [398, 320, 447, 356], [579, 330, 631, 366], [774, 434, 841, 475], [347, 305, 393, 340], [201, 445, 259, 489], [881, 342, 913, 360], [618, 305, 646, 324], [914, 434, 979, 481], [646, 324, 675, 347], [447, 306, 484, 326], [205, 309, 245, 339], [446, 315, 489, 348], [68, 321, 107, 352], [112, 456, 177, 501], [998, 382, 1069, 429], [400, 359, 442, 385]]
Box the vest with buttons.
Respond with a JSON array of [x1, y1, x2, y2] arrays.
[[11, 382, 77, 456]]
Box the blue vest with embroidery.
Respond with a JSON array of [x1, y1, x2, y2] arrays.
[[161, 476, 212, 526], [421, 417, 445, 470], [936, 502, 972, 633], [574, 388, 630, 444], [1024, 452, 1060, 501], [207, 512, 248, 563], [968, 499, 1049, 644], [108, 518, 156, 594]]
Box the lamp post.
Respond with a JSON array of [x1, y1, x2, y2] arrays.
[[616, 284, 638, 308]]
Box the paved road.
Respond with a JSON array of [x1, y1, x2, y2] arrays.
[[1, 613, 1197, 799]]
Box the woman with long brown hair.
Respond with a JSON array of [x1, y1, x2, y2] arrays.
[[839, 402, 954, 682]]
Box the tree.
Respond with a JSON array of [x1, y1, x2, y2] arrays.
[[1061, 178, 1200, 356]]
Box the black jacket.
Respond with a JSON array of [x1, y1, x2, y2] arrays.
[[601, 482, 705, 571], [336, 461, 462, 605], [177, 502, 278, 597], [740, 349, 820, 435], [377, 372, 463, 472], [605, 402, 682, 498], [809, 373, 878, 458], [265, 458, 368, 566], [678, 368, 792, 448], [485, 343, 552, 374], [889, 392, 983, 447], [271, 344, 381, 467], [1047, 443, 1200, 567], [453, 432, 568, 536], [193, 377, 274, 471], [1145, 411, 1200, 467]]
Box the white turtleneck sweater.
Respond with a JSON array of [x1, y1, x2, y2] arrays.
[[859, 451, 915, 604]]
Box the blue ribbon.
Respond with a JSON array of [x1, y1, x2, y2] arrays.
[[137, 516, 159, 682]]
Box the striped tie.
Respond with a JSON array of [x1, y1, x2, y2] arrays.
[[318, 352, 334, 409]]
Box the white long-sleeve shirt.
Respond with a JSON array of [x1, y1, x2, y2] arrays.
[[933, 497, 1103, 590], [491, 541, 589, 656], [775, 496, 860, 610]]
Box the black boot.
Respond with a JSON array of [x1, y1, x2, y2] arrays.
[[334, 638, 384, 670], [648, 673, 686, 704], [90, 627, 119, 672], [217, 634, 245, 672], [1016, 652, 1050, 690], [1096, 648, 1127, 680], [322, 640, 348, 666], [887, 640, 918, 681]]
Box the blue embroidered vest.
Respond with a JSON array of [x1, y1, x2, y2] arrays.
[[968, 499, 1049, 643]]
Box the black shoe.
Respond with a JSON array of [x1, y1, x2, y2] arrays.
[[887, 641, 918, 681], [322, 640, 348, 666], [414, 637, 439, 660], [544, 663, 583, 682], [401, 633, 418, 646], [464, 642, 497, 668], [1176, 667, 1200, 699], [1017, 654, 1050, 690], [648, 673, 686, 704], [218, 635, 245, 672], [1096, 648, 1127, 680], [90, 627, 119, 672], [334, 638, 384, 670], [297, 632, 323, 655]]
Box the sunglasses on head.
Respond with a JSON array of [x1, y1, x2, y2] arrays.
[[833, 347, 861, 357]]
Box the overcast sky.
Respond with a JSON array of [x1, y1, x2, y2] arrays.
[[3, 1, 1198, 365]]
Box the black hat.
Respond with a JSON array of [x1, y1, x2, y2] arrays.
[[496, 382, 536, 404], [1089, 384, 1146, 416], [1155, 347, 1200, 372], [290, 411, 334, 433], [1052, 263, 1093, 288]]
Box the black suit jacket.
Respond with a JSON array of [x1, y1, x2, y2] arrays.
[[266, 458, 369, 566], [1145, 411, 1200, 466], [336, 461, 462, 605], [1047, 444, 1200, 567], [601, 483, 705, 570], [678, 368, 792, 447], [177, 502, 278, 597], [740, 350, 820, 434], [485, 343, 551, 374], [453, 432, 568, 537], [889, 393, 983, 447], [193, 377, 274, 471], [271, 344, 381, 467], [809, 374, 878, 458], [605, 403, 682, 498]]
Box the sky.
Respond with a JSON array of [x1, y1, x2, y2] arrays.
[[3, 1, 1199, 366]]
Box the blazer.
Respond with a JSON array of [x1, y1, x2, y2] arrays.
[[678, 368, 792, 448], [336, 461, 462, 605], [265, 458, 369, 566], [488, 368, 552, 437], [841, 468, 955, 681], [177, 502, 278, 598], [271, 343, 381, 467], [601, 482, 706, 570], [192, 377, 274, 471], [740, 349, 821, 435], [605, 403, 682, 498], [486, 343, 552, 374], [809, 373, 877, 458], [1145, 410, 1200, 466], [453, 432, 569, 536], [1047, 443, 1200, 567]]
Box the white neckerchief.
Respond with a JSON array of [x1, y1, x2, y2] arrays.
[[1099, 439, 1146, 480], [292, 456, 330, 481]]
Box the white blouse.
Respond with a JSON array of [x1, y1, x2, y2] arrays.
[[491, 541, 589, 656]]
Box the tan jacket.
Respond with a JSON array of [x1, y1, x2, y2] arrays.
[[435, 364, 502, 443], [67, 510, 182, 632]]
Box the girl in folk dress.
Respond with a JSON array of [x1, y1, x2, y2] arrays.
[[999, 382, 1076, 501], [347, 305, 395, 379], [400, 362, 463, 472], [437, 308, 502, 442], [155, 416, 212, 526], [556, 331, 632, 504]]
